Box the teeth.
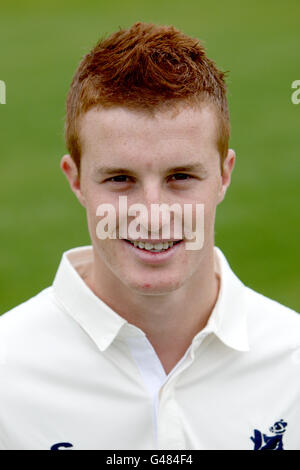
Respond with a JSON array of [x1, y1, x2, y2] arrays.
[[145, 243, 154, 250], [150, 243, 163, 250], [129, 240, 175, 251]]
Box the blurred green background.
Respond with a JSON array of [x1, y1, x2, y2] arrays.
[[0, 0, 299, 315]]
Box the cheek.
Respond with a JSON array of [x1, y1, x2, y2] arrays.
[[86, 204, 99, 242], [98, 238, 117, 259], [84, 189, 120, 239], [93, 238, 124, 274], [201, 181, 221, 218], [185, 193, 218, 233]]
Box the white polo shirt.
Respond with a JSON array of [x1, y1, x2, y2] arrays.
[[0, 246, 299, 450]]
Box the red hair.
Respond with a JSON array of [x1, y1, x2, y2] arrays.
[[65, 22, 230, 171]]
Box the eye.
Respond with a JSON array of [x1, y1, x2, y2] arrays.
[[107, 175, 133, 183], [169, 173, 193, 181]]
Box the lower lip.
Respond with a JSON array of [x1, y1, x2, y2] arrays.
[[122, 239, 184, 264]]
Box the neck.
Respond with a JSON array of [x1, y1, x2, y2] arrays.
[[84, 247, 220, 374]]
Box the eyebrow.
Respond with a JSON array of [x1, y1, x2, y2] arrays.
[[93, 163, 207, 176]]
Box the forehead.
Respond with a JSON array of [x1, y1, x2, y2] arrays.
[[79, 103, 220, 169]]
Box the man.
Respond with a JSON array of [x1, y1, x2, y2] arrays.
[[0, 22, 299, 451]]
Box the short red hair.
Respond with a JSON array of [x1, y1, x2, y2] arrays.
[[65, 22, 230, 171]]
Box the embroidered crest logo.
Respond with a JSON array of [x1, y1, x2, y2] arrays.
[[50, 442, 73, 450], [250, 419, 287, 450]]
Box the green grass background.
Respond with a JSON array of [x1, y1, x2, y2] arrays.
[[0, 0, 299, 315]]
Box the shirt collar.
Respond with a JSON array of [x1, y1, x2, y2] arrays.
[[52, 246, 129, 351], [204, 247, 249, 352], [52, 245, 249, 353]]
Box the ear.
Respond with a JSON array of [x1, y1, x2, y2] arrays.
[[216, 149, 236, 205], [60, 154, 86, 208]]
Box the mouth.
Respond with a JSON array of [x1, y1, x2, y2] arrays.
[[122, 238, 184, 264], [124, 239, 183, 252]]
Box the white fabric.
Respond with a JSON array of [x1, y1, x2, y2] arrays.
[[0, 245, 299, 450]]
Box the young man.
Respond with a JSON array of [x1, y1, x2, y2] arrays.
[[0, 23, 299, 451]]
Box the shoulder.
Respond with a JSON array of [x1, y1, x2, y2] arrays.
[[0, 287, 60, 325], [244, 285, 300, 349], [0, 287, 70, 350]]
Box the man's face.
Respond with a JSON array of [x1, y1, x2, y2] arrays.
[[62, 104, 235, 295]]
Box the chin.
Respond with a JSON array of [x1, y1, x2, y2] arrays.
[[126, 275, 184, 295]]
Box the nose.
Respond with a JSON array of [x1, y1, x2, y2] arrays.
[[131, 180, 180, 239], [135, 181, 163, 236], [141, 178, 163, 206]]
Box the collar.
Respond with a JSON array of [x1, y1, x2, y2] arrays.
[[52, 245, 249, 353], [205, 247, 249, 352]]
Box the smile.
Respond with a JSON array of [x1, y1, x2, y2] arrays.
[[125, 239, 183, 252]]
